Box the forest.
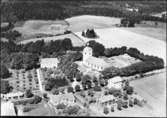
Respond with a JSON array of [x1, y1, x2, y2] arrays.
[[1, 0, 166, 23]]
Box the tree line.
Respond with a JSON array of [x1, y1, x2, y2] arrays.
[[1, 0, 166, 23], [102, 46, 164, 78]]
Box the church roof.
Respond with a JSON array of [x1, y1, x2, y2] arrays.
[[85, 56, 111, 69]]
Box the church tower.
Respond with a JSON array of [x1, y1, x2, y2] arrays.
[[83, 43, 93, 64]]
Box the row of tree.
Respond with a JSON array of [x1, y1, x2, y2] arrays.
[[102, 47, 164, 78]]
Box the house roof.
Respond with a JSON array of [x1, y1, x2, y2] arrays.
[[85, 56, 111, 69], [2, 91, 24, 98], [99, 95, 114, 103], [50, 93, 75, 104], [40, 58, 59, 68], [109, 76, 122, 83], [83, 46, 92, 53]]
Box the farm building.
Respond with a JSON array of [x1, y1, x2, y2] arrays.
[[49, 93, 75, 106], [82, 46, 111, 71], [40, 58, 59, 69], [107, 76, 123, 89], [98, 95, 115, 106]]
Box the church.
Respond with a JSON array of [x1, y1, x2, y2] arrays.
[[82, 44, 111, 71]]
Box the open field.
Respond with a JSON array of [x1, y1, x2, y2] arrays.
[[75, 27, 166, 65], [121, 27, 166, 42], [66, 15, 121, 32], [130, 71, 166, 117], [18, 33, 84, 47], [14, 20, 68, 39]]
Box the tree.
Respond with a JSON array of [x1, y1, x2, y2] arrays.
[[93, 85, 101, 91], [88, 40, 105, 57], [103, 107, 109, 114], [85, 29, 97, 38], [1, 81, 12, 94], [122, 101, 128, 108], [126, 86, 133, 95], [75, 85, 81, 92], [111, 106, 114, 112], [100, 78, 106, 87], [32, 95, 42, 104], [82, 31, 85, 37], [123, 93, 128, 100], [87, 90, 94, 97], [129, 99, 133, 107], [134, 98, 138, 105], [81, 75, 92, 89], [76, 72, 82, 82], [117, 100, 122, 110], [0, 65, 10, 78], [67, 86, 74, 93], [25, 89, 34, 98], [62, 38, 73, 50], [52, 89, 59, 95], [64, 105, 80, 115]]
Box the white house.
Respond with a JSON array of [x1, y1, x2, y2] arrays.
[[40, 58, 59, 69], [82, 46, 111, 71], [107, 76, 123, 89], [1, 91, 24, 101]]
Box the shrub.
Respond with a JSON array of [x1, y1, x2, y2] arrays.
[[56, 103, 66, 109]]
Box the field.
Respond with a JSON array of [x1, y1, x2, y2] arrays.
[[121, 27, 166, 42], [130, 71, 166, 117], [14, 20, 68, 39], [75, 27, 166, 65], [66, 15, 121, 32]]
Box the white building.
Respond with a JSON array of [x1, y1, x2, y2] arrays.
[[82, 46, 111, 71], [1, 101, 16, 116], [49, 93, 75, 106], [40, 58, 59, 69], [1, 91, 24, 101], [107, 76, 123, 89]]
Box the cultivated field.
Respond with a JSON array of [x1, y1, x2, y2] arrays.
[[130, 71, 166, 117], [66, 15, 121, 32], [75, 28, 166, 65], [18, 33, 84, 47], [121, 27, 166, 42]]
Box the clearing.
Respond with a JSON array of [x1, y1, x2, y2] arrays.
[[14, 20, 68, 39]]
